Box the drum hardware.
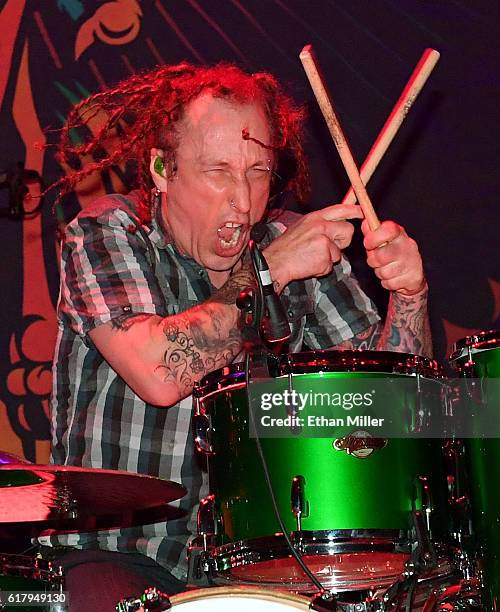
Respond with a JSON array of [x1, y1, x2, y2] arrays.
[[455, 550, 475, 582], [192, 393, 214, 455], [420, 578, 482, 611], [411, 510, 437, 571], [116, 586, 170, 611], [381, 568, 417, 609], [381, 513, 437, 607], [414, 476, 433, 537], [286, 364, 303, 435], [308, 590, 338, 611], [192, 495, 218, 579], [291, 475, 308, 531], [413, 372, 426, 433]]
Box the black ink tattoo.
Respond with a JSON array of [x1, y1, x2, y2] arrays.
[[209, 267, 256, 306], [155, 268, 255, 397], [111, 312, 154, 331], [379, 288, 432, 357], [334, 287, 431, 357], [334, 322, 383, 350]]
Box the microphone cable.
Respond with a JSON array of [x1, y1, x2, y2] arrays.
[[243, 353, 335, 604]]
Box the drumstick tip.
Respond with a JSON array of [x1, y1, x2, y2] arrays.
[[299, 44, 313, 60], [424, 48, 441, 61]]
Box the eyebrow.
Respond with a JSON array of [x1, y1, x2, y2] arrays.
[[201, 159, 271, 168]]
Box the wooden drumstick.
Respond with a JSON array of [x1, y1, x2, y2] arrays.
[[342, 48, 440, 205], [299, 44, 380, 230]]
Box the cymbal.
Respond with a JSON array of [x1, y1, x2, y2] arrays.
[[0, 463, 187, 532]]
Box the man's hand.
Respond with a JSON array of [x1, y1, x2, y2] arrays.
[[263, 204, 364, 290], [362, 219, 426, 296]]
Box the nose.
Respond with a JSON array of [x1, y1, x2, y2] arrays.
[[230, 178, 252, 214]]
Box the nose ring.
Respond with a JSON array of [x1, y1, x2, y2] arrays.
[[230, 199, 237, 208]]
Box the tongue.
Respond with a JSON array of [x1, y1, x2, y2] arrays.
[[218, 226, 238, 241]]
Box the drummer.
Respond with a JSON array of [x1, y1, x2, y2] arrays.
[[44, 62, 431, 610]]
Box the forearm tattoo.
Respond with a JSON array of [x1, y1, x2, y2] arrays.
[[209, 267, 256, 305], [111, 312, 154, 330], [154, 267, 255, 396], [378, 288, 432, 357], [334, 322, 383, 350]]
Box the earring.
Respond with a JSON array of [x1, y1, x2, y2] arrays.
[[154, 156, 164, 175], [152, 186, 162, 209]]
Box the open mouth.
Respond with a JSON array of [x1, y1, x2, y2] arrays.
[[217, 222, 244, 249]]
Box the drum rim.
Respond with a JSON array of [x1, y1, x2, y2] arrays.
[[169, 585, 310, 607], [450, 328, 500, 359], [195, 350, 443, 396], [208, 530, 410, 590], [208, 543, 455, 592]]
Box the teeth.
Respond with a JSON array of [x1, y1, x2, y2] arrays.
[[218, 225, 242, 248]]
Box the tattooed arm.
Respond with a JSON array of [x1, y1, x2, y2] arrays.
[[334, 286, 432, 357], [87, 267, 255, 407], [335, 219, 432, 357], [376, 286, 432, 356]]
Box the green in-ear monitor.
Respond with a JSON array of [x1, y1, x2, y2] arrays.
[[154, 156, 164, 175]]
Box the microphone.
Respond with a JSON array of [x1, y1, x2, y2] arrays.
[[249, 240, 291, 345]]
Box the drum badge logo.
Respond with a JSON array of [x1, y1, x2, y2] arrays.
[[333, 430, 387, 459]]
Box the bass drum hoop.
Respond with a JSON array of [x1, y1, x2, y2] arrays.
[[169, 586, 310, 609]]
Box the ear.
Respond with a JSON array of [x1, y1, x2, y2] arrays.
[[149, 148, 168, 192]]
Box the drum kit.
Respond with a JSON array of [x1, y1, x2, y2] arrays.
[[0, 330, 498, 611]]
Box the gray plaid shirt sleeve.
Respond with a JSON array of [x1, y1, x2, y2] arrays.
[[59, 201, 166, 335], [303, 256, 381, 349]]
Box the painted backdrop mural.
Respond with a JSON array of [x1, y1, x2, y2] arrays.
[[0, 0, 498, 461]]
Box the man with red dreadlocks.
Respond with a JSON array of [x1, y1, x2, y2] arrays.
[[42, 63, 430, 610]]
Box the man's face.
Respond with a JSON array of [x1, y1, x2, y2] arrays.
[[162, 93, 274, 284]]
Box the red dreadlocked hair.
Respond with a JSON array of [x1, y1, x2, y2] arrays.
[[54, 62, 310, 223]]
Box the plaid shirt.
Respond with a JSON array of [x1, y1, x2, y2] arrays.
[[43, 191, 380, 580]]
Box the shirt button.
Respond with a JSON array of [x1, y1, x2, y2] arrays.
[[199, 269, 205, 277], [288, 309, 294, 319]]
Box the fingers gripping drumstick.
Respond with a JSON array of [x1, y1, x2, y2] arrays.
[[300, 44, 380, 230], [342, 48, 440, 205]]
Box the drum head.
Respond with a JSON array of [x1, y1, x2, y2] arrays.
[[225, 550, 408, 591], [170, 587, 309, 610]]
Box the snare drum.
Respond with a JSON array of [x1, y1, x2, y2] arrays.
[[0, 554, 64, 611], [193, 350, 447, 591], [449, 329, 500, 610]]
